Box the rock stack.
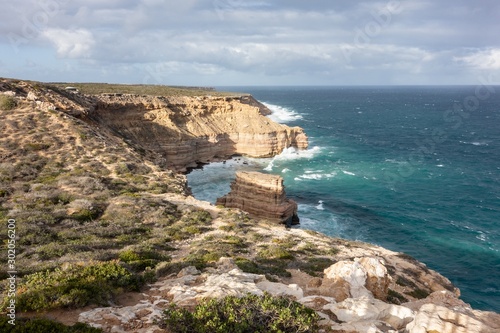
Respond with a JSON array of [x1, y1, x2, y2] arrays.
[[216, 171, 299, 225]]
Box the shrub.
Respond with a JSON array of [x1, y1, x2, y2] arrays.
[[6, 261, 142, 311], [162, 293, 320, 333], [119, 248, 170, 271], [0, 317, 101, 332], [257, 245, 294, 260], [0, 95, 16, 110]]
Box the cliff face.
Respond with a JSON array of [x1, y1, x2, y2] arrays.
[[216, 171, 299, 224], [90, 94, 308, 171]]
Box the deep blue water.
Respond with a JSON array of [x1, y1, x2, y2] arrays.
[[187, 86, 500, 312]]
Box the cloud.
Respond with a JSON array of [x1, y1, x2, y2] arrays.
[[42, 28, 95, 58], [1, 0, 500, 84], [455, 49, 500, 70]]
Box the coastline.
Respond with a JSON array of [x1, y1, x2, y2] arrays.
[[1, 78, 499, 332]]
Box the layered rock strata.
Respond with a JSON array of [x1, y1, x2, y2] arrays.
[[90, 94, 308, 171], [216, 171, 299, 224]]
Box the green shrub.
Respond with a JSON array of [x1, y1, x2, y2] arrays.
[[295, 257, 336, 277], [257, 245, 294, 260], [162, 293, 320, 333], [119, 248, 170, 271], [0, 317, 101, 332], [6, 261, 142, 311], [0, 95, 16, 110]]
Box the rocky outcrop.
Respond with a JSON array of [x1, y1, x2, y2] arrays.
[[216, 171, 299, 224], [0, 79, 96, 116], [90, 94, 308, 171], [78, 254, 500, 333]]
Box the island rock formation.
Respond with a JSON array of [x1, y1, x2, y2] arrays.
[[90, 94, 308, 171], [216, 171, 299, 225]]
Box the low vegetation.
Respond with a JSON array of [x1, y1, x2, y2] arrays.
[[0, 95, 16, 110], [0, 317, 101, 333], [161, 293, 320, 333], [47, 82, 237, 97], [11, 261, 141, 311]]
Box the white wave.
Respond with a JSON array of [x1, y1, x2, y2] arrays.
[[262, 146, 322, 171], [460, 141, 489, 146], [263, 102, 303, 123], [263, 160, 274, 171], [342, 170, 356, 176], [295, 171, 337, 181], [282, 168, 290, 173], [316, 200, 325, 210]]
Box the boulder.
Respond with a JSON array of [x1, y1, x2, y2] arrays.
[[357, 257, 390, 300], [324, 260, 371, 299]]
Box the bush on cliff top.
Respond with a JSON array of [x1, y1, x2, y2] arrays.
[[0, 317, 101, 333], [162, 293, 320, 333], [0, 95, 16, 110], [5, 261, 142, 312]]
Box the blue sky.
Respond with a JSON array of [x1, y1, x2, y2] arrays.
[[1, 0, 500, 85]]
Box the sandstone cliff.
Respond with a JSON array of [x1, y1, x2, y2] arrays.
[[90, 93, 308, 171], [216, 171, 299, 225]]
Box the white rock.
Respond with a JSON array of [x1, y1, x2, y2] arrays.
[[177, 266, 200, 277], [324, 297, 380, 323], [298, 295, 337, 308], [324, 260, 371, 298], [27, 91, 37, 101], [329, 320, 397, 333], [406, 303, 497, 333], [356, 257, 390, 299], [378, 303, 415, 330], [323, 297, 414, 330], [256, 281, 303, 299]]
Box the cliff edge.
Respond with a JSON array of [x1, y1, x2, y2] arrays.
[[91, 93, 308, 171]]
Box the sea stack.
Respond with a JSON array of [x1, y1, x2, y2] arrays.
[[216, 171, 299, 225]]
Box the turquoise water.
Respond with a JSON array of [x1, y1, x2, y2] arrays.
[[187, 86, 500, 311]]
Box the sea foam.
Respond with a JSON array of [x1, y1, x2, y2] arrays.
[[263, 102, 303, 123]]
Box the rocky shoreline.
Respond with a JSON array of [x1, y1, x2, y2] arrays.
[[1, 79, 499, 332]]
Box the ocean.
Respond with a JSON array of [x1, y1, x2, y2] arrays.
[[187, 86, 500, 312]]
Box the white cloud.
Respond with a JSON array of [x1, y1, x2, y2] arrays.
[[455, 49, 500, 70], [42, 28, 95, 58]]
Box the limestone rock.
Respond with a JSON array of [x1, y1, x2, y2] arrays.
[[357, 257, 390, 300], [78, 299, 168, 333], [166, 268, 266, 306], [324, 260, 371, 299], [321, 257, 391, 302], [176, 266, 200, 277], [216, 171, 299, 224], [256, 281, 304, 299], [406, 304, 500, 333], [323, 297, 414, 331]]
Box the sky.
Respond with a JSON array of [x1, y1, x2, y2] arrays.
[[1, 0, 500, 86]]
